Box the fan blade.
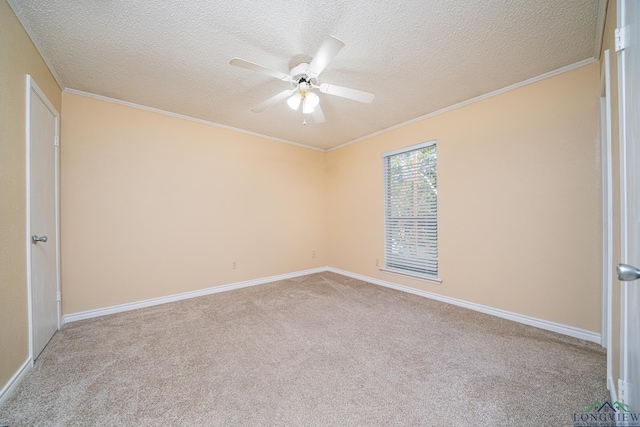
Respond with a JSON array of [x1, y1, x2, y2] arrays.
[[306, 36, 345, 78], [319, 83, 375, 104], [251, 90, 294, 113], [312, 105, 325, 123], [230, 58, 291, 81]]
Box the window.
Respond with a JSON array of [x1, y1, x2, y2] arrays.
[[382, 141, 439, 281]]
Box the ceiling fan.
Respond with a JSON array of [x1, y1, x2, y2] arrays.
[[230, 36, 375, 124]]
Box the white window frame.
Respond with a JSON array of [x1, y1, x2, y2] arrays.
[[381, 140, 441, 284]]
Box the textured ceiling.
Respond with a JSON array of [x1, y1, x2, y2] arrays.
[[11, 0, 602, 150]]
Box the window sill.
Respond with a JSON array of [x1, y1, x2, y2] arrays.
[[380, 268, 443, 284]]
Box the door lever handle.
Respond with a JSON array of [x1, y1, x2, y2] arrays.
[[32, 235, 48, 244], [617, 263, 640, 281]]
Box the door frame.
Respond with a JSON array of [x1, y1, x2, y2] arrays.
[[599, 49, 614, 391], [25, 74, 61, 363]]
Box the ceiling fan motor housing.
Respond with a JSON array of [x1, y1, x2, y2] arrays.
[[290, 63, 318, 88]]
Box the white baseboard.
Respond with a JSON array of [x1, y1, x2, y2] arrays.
[[608, 376, 618, 403], [62, 267, 327, 325], [61, 265, 601, 344], [327, 267, 601, 344], [0, 358, 32, 408]]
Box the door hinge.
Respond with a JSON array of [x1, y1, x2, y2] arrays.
[[618, 378, 629, 404], [615, 26, 629, 52], [54, 136, 59, 147], [56, 291, 61, 302]]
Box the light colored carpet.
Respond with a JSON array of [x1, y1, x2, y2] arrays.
[[1, 272, 608, 426]]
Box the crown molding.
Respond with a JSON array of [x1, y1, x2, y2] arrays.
[[63, 88, 325, 152], [6, 0, 65, 90], [327, 57, 598, 152]]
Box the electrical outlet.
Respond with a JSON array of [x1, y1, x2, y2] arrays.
[[376, 258, 380, 267], [232, 261, 237, 269], [312, 250, 316, 258]]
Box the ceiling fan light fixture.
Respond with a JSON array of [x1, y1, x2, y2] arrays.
[[287, 92, 302, 110], [231, 36, 374, 120], [302, 92, 320, 114]]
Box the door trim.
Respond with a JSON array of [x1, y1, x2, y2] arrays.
[[600, 49, 614, 391], [25, 74, 61, 363]]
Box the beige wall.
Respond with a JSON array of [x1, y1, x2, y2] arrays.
[[600, 0, 621, 393], [327, 63, 602, 332], [60, 93, 327, 314], [62, 60, 602, 332], [0, 2, 62, 393]]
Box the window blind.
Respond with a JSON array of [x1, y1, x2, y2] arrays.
[[383, 141, 438, 278]]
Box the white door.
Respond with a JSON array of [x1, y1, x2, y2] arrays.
[[27, 75, 60, 361], [617, 0, 640, 412]]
